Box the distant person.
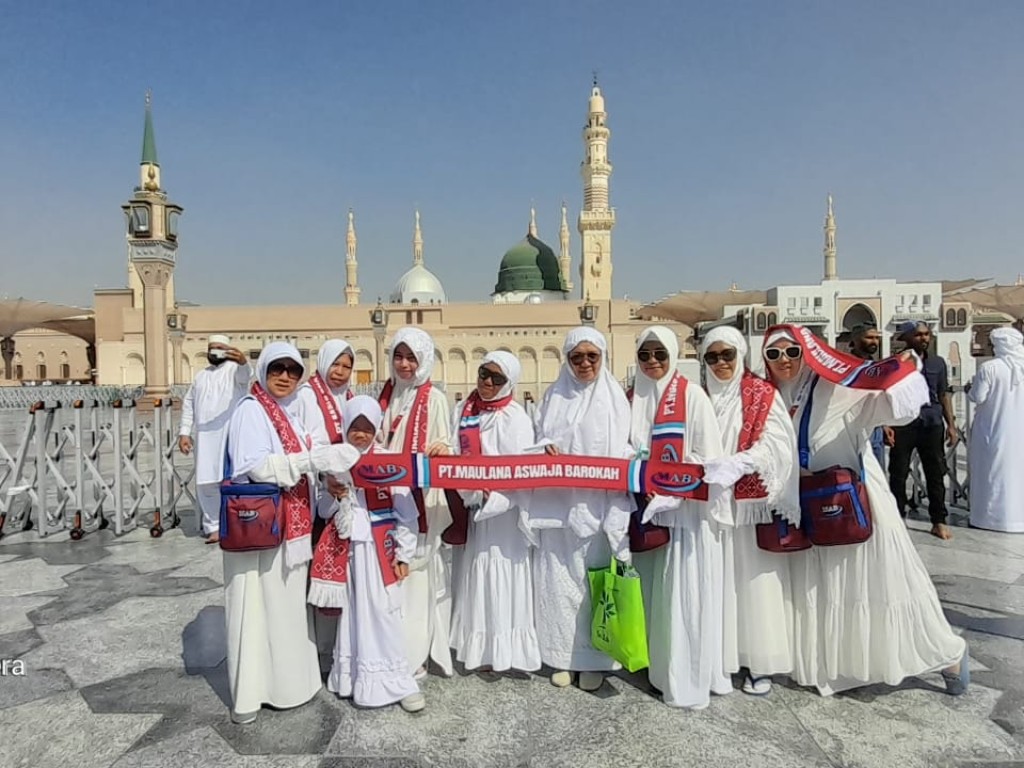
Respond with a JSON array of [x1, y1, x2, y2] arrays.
[[178, 334, 252, 543], [968, 327, 1024, 533], [849, 322, 887, 469], [887, 321, 959, 540]]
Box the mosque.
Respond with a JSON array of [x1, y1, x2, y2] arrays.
[[4, 83, 1019, 400]]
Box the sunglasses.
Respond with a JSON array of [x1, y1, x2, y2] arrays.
[[763, 346, 802, 362], [703, 348, 737, 365], [569, 351, 601, 366], [637, 349, 669, 363], [267, 360, 303, 379], [478, 366, 508, 386]]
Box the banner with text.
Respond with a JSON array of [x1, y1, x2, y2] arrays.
[[348, 453, 709, 502]]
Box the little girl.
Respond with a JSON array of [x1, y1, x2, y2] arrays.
[[308, 395, 425, 712]]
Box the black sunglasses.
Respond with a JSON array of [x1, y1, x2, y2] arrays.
[[267, 360, 303, 379], [569, 352, 601, 365], [637, 349, 669, 363], [764, 346, 802, 362], [703, 348, 737, 365], [478, 366, 508, 386]]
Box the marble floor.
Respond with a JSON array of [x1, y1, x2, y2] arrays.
[[0, 509, 1022, 768]]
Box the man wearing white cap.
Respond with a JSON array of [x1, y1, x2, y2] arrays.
[[178, 334, 252, 542]]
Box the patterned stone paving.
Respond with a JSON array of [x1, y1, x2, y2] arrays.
[[0, 511, 1022, 768]]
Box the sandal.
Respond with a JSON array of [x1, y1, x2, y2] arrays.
[[941, 647, 970, 696], [741, 670, 772, 696]]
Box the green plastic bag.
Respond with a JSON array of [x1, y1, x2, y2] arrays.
[[588, 555, 650, 672]]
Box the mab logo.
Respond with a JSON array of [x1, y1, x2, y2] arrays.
[[237, 509, 259, 522], [356, 463, 409, 484], [821, 504, 844, 517], [650, 471, 702, 494]]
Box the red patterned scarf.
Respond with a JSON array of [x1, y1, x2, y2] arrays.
[[309, 461, 400, 609], [733, 371, 775, 501], [251, 382, 313, 566], [378, 379, 433, 532], [457, 390, 515, 455], [308, 372, 351, 445], [629, 372, 688, 463]]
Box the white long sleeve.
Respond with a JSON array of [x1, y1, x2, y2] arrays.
[[179, 383, 196, 437]]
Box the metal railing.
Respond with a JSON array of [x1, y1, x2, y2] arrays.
[[0, 385, 145, 409]]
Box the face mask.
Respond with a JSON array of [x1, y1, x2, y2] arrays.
[[207, 353, 224, 366]]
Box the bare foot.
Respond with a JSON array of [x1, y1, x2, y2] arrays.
[[930, 523, 953, 541], [205, 532, 220, 544]]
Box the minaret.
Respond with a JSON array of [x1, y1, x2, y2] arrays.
[[121, 91, 183, 399], [344, 209, 360, 306], [559, 201, 574, 292], [823, 194, 837, 281], [528, 206, 538, 238], [577, 76, 615, 301], [413, 209, 424, 266]]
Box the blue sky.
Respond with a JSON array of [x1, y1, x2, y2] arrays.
[[1, 0, 1022, 308]]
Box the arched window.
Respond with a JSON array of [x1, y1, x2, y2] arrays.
[[767, 312, 777, 326], [956, 309, 967, 326], [946, 309, 956, 327], [755, 313, 767, 331]]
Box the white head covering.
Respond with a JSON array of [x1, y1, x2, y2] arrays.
[[538, 327, 631, 456], [629, 326, 680, 451], [481, 350, 520, 401], [388, 327, 435, 389], [209, 334, 231, 346], [991, 327, 1024, 386], [255, 342, 305, 412], [342, 395, 384, 452], [762, 328, 810, 408], [316, 339, 355, 395], [700, 326, 748, 419]]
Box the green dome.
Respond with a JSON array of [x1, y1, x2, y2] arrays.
[[494, 234, 567, 294]]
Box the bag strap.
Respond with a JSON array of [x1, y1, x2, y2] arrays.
[[222, 444, 233, 483], [797, 377, 819, 470]]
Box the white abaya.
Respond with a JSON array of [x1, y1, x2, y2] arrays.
[[326, 486, 420, 706], [785, 375, 966, 694], [448, 352, 541, 672], [968, 334, 1024, 533]]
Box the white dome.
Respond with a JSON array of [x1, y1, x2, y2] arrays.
[[389, 264, 447, 305]]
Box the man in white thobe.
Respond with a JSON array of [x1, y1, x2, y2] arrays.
[[968, 327, 1024, 533], [178, 334, 252, 542]]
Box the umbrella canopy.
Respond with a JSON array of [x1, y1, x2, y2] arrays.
[[955, 285, 1024, 321], [637, 289, 768, 327], [0, 298, 94, 339]]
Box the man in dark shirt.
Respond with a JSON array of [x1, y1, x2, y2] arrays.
[[849, 322, 886, 469], [887, 321, 959, 540]]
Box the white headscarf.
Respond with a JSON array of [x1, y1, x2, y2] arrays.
[[481, 350, 520, 401], [538, 327, 631, 457], [991, 327, 1024, 387], [386, 326, 436, 413], [763, 328, 811, 409], [342, 395, 383, 453], [700, 326, 748, 420], [316, 339, 355, 396], [256, 342, 305, 411], [629, 326, 680, 452]]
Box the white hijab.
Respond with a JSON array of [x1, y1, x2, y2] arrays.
[[386, 326, 436, 414], [629, 325, 680, 453], [256, 342, 305, 414], [316, 339, 355, 397], [700, 326, 748, 420], [992, 327, 1024, 387], [481, 350, 520, 401], [342, 395, 383, 453], [538, 327, 631, 457], [763, 328, 812, 410]]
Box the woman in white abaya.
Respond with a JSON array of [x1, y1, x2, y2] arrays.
[[699, 326, 798, 695], [527, 327, 634, 692], [379, 327, 454, 677], [448, 351, 541, 673], [762, 327, 969, 696], [629, 326, 735, 709], [223, 343, 359, 723], [968, 327, 1024, 533]]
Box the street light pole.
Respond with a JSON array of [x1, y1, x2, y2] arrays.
[[166, 307, 188, 385], [370, 298, 389, 383]]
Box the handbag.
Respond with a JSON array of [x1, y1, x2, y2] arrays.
[[755, 512, 811, 553], [219, 448, 286, 552], [628, 493, 670, 552], [796, 378, 873, 546], [588, 555, 650, 673]]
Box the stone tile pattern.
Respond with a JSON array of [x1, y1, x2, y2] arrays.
[[0, 513, 1022, 768]]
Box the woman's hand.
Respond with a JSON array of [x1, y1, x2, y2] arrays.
[[544, 444, 560, 456], [325, 475, 348, 500], [427, 442, 451, 457], [393, 562, 410, 581]]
